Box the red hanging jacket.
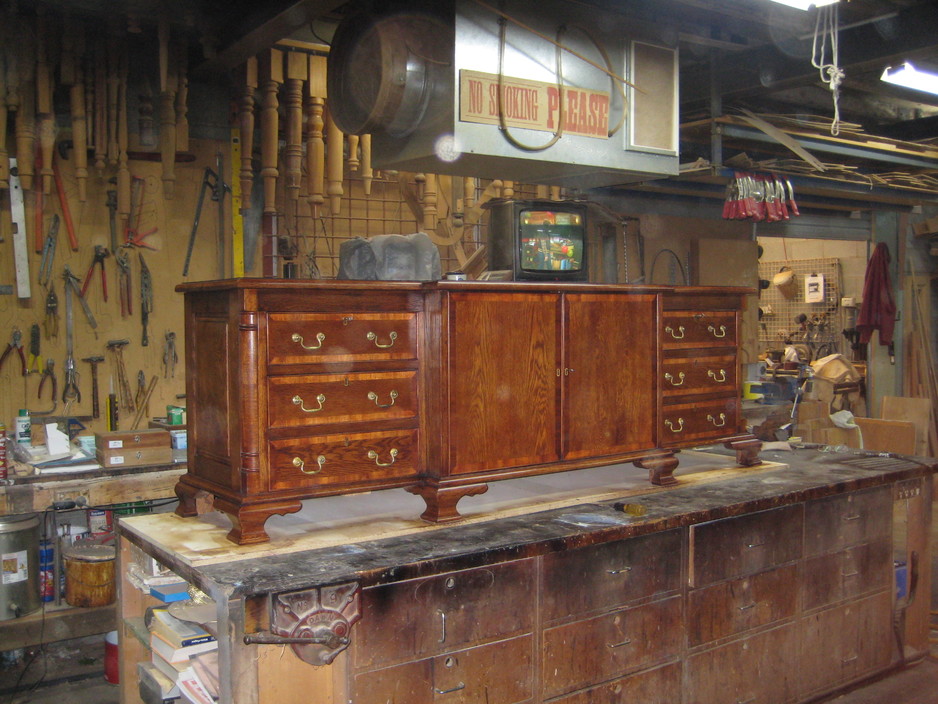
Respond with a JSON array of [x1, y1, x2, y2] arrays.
[[856, 242, 897, 346]]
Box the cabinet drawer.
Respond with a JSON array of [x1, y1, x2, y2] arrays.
[[542, 595, 681, 698], [661, 311, 736, 349], [686, 623, 799, 704], [268, 371, 417, 428], [350, 634, 534, 704], [550, 662, 681, 704], [542, 530, 681, 622], [801, 538, 891, 611], [661, 354, 737, 397], [690, 504, 803, 587], [353, 560, 535, 670], [267, 312, 417, 365], [661, 398, 739, 446], [804, 486, 892, 556], [269, 429, 418, 491], [688, 563, 798, 646]]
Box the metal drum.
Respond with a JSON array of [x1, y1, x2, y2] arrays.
[[0, 514, 41, 621]]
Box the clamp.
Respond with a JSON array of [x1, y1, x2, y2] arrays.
[[0, 328, 27, 377]]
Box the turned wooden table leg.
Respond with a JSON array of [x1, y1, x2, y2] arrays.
[[406, 483, 489, 523], [214, 498, 304, 546], [174, 481, 210, 517], [634, 453, 680, 486]]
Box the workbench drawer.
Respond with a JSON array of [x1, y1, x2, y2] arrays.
[[660, 311, 737, 349], [350, 634, 534, 704], [687, 563, 799, 646], [268, 429, 418, 491], [661, 353, 737, 397], [804, 486, 892, 556], [541, 595, 681, 698], [267, 371, 417, 428], [801, 538, 891, 611], [689, 504, 803, 587], [549, 662, 681, 704], [660, 398, 739, 446], [541, 529, 682, 622], [353, 559, 535, 671], [267, 312, 417, 366]]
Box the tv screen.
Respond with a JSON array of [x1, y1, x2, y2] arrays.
[[519, 209, 585, 274]]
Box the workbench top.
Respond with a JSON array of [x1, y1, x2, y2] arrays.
[[118, 446, 935, 602]]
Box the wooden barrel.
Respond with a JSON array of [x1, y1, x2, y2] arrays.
[[64, 543, 116, 607]]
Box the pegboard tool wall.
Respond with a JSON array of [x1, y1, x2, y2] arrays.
[[758, 257, 844, 358]]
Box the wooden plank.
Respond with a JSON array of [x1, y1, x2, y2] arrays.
[[853, 417, 916, 455], [0, 602, 116, 651], [880, 396, 932, 457]]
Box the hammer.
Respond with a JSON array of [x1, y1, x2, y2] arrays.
[[106, 339, 135, 414], [81, 355, 105, 419]]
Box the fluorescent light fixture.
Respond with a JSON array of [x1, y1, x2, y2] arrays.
[[881, 62, 938, 96], [769, 0, 839, 9]]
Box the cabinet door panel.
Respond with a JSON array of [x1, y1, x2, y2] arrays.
[[447, 293, 560, 474], [542, 596, 681, 698], [550, 662, 681, 704], [562, 294, 657, 459], [542, 529, 682, 622], [804, 486, 892, 556], [268, 312, 417, 365]]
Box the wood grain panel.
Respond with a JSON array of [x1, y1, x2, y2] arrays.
[[661, 353, 737, 397], [801, 538, 891, 611], [660, 398, 740, 447], [267, 312, 417, 365], [549, 662, 681, 704], [661, 311, 737, 349], [804, 486, 892, 557]]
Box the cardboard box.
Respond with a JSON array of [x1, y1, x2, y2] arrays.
[[95, 429, 173, 468]]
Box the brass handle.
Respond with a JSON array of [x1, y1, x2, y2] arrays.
[[293, 455, 325, 474], [564, 368, 574, 376], [367, 448, 399, 466], [665, 325, 685, 340], [664, 418, 684, 433], [664, 372, 685, 387], [738, 603, 757, 612], [434, 683, 466, 695], [707, 412, 727, 428], [292, 332, 325, 350], [842, 514, 861, 521], [707, 369, 727, 383], [293, 393, 326, 413], [366, 330, 398, 348], [708, 324, 727, 338], [368, 390, 398, 408], [606, 638, 632, 649]]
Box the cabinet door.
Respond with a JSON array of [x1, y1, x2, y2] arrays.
[[447, 292, 560, 474], [562, 294, 656, 459]]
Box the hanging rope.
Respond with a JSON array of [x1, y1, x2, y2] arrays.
[[811, 5, 845, 136]]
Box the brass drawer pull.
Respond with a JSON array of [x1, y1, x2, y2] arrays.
[[842, 570, 860, 578], [842, 655, 859, 664], [292, 332, 325, 350], [664, 372, 685, 386], [665, 418, 684, 433], [842, 513, 861, 522], [664, 325, 685, 340], [606, 566, 632, 575], [366, 330, 398, 348], [293, 393, 326, 413], [293, 455, 325, 474], [708, 324, 727, 338], [607, 638, 632, 649], [434, 683, 466, 695], [367, 448, 399, 466], [707, 369, 727, 383], [707, 413, 727, 428], [367, 389, 399, 408], [738, 603, 757, 612]]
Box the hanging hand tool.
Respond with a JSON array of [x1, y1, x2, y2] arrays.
[[34, 359, 58, 416], [38, 214, 59, 288], [27, 323, 42, 374], [44, 287, 59, 340], [52, 153, 80, 251], [163, 331, 178, 379], [140, 253, 153, 346], [182, 159, 230, 277], [62, 271, 81, 411], [81, 355, 105, 419], [8, 159, 31, 299], [0, 328, 27, 377], [63, 265, 97, 331], [116, 248, 132, 318], [134, 370, 149, 419], [106, 184, 118, 253], [130, 375, 159, 430], [106, 339, 134, 414], [81, 245, 110, 302]]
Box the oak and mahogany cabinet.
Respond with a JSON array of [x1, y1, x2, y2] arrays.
[[174, 279, 757, 544]]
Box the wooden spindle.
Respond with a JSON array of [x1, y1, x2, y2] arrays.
[[536, 185, 549, 199], [347, 134, 360, 172], [415, 173, 426, 201], [464, 178, 475, 211], [174, 42, 189, 152], [15, 82, 35, 192], [360, 134, 373, 196], [67, 22, 88, 201], [423, 173, 438, 232], [324, 103, 344, 215], [284, 51, 307, 200], [260, 48, 283, 214], [550, 186, 562, 200], [239, 56, 257, 210], [158, 21, 177, 199], [0, 55, 8, 189], [502, 180, 515, 199], [36, 11, 55, 194], [106, 28, 121, 166], [305, 54, 326, 215], [93, 39, 107, 174], [117, 38, 131, 229]]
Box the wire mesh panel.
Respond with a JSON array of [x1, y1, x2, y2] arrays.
[[758, 257, 843, 360]]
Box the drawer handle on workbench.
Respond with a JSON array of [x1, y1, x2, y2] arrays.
[[664, 372, 685, 386], [707, 369, 727, 383], [366, 330, 398, 348], [293, 393, 326, 413], [707, 413, 727, 428], [367, 448, 399, 466], [607, 638, 632, 649], [607, 566, 632, 575], [842, 570, 860, 578], [292, 332, 325, 350], [293, 455, 325, 474], [665, 418, 684, 433], [738, 603, 757, 612], [367, 389, 398, 408], [434, 683, 465, 695], [842, 513, 861, 522], [665, 325, 685, 340], [708, 324, 727, 338]]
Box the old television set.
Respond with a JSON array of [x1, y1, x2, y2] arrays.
[[486, 200, 589, 281]]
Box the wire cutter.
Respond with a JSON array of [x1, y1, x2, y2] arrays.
[[38, 359, 57, 401], [81, 245, 110, 302], [0, 328, 27, 377]]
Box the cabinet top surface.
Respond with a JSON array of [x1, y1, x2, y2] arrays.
[[120, 447, 933, 599]]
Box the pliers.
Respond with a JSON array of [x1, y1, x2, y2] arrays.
[[0, 328, 27, 377], [38, 359, 57, 401], [81, 245, 110, 302]]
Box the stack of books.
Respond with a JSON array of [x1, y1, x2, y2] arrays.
[[146, 608, 220, 703]]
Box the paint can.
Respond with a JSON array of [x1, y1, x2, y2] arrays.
[[0, 514, 41, 621], [104, 630, 120, 684]]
